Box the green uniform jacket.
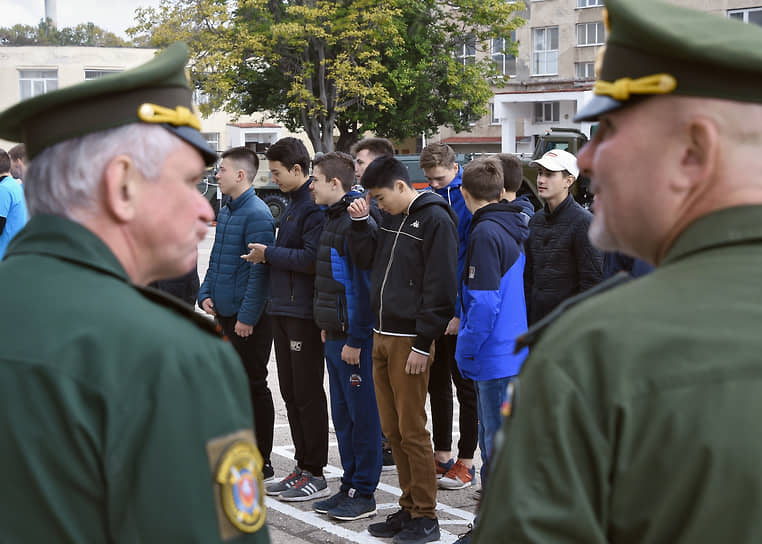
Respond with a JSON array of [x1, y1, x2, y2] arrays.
[[0, 216, 270, 543], [475, 205, 762, 543]]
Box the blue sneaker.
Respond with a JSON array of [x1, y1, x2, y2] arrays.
[[313, 490, 347, 514], [326, 489, 376, 521]]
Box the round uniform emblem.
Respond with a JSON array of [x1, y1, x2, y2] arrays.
[[216, 440, 266, 533]]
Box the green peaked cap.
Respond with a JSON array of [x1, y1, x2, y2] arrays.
[[576, 0, 762, 121], [0, 42, 217, 165]]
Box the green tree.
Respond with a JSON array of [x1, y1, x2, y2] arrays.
[[130, 0, 525, 152], [0, 19, 131, 47]]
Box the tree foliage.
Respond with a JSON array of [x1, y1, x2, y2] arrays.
[[0, 20, 131, 47], [130, 0, 525, 152]]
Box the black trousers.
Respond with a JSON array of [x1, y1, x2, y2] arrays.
[[427, 333, 479, 458], [217, 313, 275, 463], [271, 314, 328, 476]]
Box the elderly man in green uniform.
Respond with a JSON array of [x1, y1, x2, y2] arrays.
[[0, 44, 269, 542], [475, 1, 762, 543]]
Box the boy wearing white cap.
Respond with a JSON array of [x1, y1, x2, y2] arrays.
[[523, 149, 602, 325]]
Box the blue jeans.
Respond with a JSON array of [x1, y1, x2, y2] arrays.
[[475, 376, 511, 489]]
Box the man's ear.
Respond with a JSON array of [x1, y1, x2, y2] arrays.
[[394, 179, 408, 193], [678, 117, 719, 192], [291, 164, 304, 178], [330, 177, 343, 191], [102, 155, 139, 223]]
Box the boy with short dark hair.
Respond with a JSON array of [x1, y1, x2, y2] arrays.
[[454, 156, 531, 543], [309, 151, 382, 521], [496, 153, 535, 224], [348, 156, 458, 544], [243, 137, 330, 502]]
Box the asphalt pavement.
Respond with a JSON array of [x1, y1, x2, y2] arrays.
[[198, 227, 481, 544]]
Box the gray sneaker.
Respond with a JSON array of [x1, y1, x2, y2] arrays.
[[265, 466, 302, 496], [278, 470, 331, 502]]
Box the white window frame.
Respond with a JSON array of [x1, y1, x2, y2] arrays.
[[18, 69, 58, 99], [84, 69, 122, 80], [534, 101, 560, 123], [532, 27, 559, 76], [577, 0, 604, 7], [202, 132, 220, 152], [489, 103, 500, 125], [576, 22, 605, 46], [491, 34, 517, 76], [728, 7, 762, 25], [575, 62, 595, 79], [456, 35, 477, 66], [194, 88, 210, 105]]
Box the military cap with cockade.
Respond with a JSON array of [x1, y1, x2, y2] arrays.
[[0, 42, 216, 165], [575, 0, 762, 122]]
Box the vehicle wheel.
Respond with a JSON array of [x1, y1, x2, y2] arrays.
[[263, 193, 289, 226]]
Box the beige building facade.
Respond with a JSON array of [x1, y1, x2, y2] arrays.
[[436, 0, 762, 155], [0, 46, 307, 156]]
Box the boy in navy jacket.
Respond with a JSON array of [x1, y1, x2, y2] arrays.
[[242, 138, 329, 502], [309, 152, 382, 521]]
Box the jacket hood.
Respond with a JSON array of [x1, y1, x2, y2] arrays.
[[471, 200, 530, 245], [409, 190, 458, 225], [513, 195, 536, 225]]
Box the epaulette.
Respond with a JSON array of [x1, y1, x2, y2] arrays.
[[514, 272, 632, 354], [134, 284, 224, 337]]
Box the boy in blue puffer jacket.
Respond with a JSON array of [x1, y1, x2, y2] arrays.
[[199, 147, 276, 479]]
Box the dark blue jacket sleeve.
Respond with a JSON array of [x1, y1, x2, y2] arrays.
[[238, 214, 275, 325], [265, 207, 325, 274]]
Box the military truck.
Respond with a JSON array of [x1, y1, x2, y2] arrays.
[[196, 154, 290, 226], [518, 127, 593, 210]]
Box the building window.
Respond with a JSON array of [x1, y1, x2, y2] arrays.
[[729, 7, 762, 26], [456, 35, 476, 66], [492, 34, 517, 76], [194, 88, 210, 105], [576, 22, 605, 46], [577, 0, 604, 7], [575, 62, 595, 79], [18, 69, 57, 99], [84, 69, 121, 80], [490, 103, 500, 125], [534, 101, 560, 123], [202, 132, 219, 152], [532, 27, 558, 75]]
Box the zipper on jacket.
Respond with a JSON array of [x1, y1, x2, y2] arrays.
[[378, 215, 408, 332], [290, 271, 295, 303], [337, 296, 347, 332]]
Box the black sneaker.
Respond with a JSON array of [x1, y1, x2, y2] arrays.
[[392, 516, 440, 544], [313, 490, 347, 514], [382, 447, 396, 471], [368, 508, 411, 538], [327, 489, 376, 521], [262, 462, 275, 483]]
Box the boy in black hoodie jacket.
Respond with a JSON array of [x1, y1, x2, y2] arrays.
[[348, 156, 458, 544]]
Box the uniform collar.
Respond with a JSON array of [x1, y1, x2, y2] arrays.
[[663, 205, 762, 265], [6, 215, 129, 282]]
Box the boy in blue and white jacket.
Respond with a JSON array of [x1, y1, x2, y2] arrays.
[[456, 156, 530, 492], [309, 152, 381, 522]]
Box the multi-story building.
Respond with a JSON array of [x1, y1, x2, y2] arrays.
[[0, 46, 298, 155], [437, 0, 762, 155]]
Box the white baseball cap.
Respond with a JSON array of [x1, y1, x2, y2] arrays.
[[530, 149, 579, 180]]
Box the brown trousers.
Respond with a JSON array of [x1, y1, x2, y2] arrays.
[[372, 333, 437, 519]]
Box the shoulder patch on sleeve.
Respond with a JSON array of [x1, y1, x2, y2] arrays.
[[206, 429, 266, 539]]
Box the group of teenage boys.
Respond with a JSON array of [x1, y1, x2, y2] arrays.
[[201, 133, 596, 544]]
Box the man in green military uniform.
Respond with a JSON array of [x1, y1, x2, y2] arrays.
[[0, 43, 269, 542], [475, 1, 762, 543]]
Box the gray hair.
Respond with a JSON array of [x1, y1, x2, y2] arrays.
[[25, 124, 181, 218]]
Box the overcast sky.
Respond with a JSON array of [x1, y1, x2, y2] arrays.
[[2, 0, 165, 38]]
